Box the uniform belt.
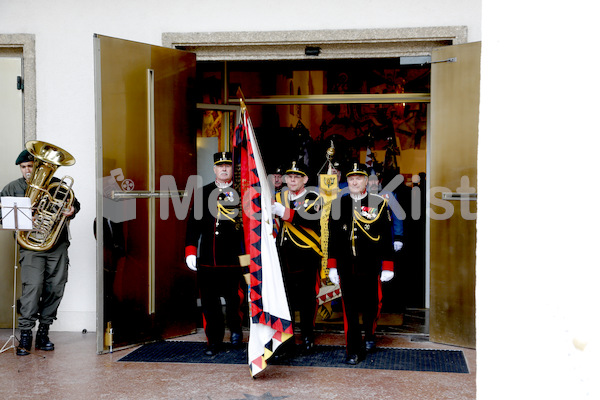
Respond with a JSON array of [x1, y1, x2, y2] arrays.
[[283, 222, 323, 257]]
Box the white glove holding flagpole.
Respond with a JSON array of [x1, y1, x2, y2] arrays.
[[329, 268, 340, 285], [185, 255, 197, 271], [271, 202, 286, 218], [380, 270, 394, 282], [393, 241, 404, 252]]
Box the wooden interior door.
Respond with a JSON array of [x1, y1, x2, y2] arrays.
[[94, 35, 197, 352], [0, 56, 24, 328], [429, 42, 480, 348]]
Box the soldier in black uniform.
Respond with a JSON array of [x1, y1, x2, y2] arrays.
[[327, 162, 395, 365], [271, 161, 323, 354], [185, 152, 244, 356], [268, 165, 285, 194]]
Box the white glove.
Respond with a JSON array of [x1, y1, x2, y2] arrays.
[[380, 270, 394, 282], [393, 241, 404, 252], [271, 202, 286, 218], [329, 268, 339, 285], [185, 255, 197, 271]]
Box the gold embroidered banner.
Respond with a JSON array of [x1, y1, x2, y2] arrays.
[[318, 173, 341, 319]]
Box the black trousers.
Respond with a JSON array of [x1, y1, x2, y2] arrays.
[[280, 248, 320, 341], [197, 265, 244, 345], [338, 261, 382, 356]]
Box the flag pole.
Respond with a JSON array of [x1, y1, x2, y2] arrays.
[[236, 87, 247, 114], [235, 87, 251, 285], [233, 95, 294, 377]]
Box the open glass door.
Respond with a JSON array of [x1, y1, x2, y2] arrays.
[[94, 35, 197, 352], [429, 41, 480, 348], [196, 58, 432, 334]]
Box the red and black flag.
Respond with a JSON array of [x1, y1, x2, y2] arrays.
[[234, 108, 293, 377]]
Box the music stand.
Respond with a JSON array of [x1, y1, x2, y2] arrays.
[[0, 197, 33, 356]]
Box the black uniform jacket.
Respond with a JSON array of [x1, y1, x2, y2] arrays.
[[328, 192, 394, 272], [276, 188, 323, 258], [185, 182, 244, 266]]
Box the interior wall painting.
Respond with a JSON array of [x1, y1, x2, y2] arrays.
[[197, 60, 430, 178], [315, 68, 429, 178]]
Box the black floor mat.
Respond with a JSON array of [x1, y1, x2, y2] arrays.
[[118, 341, 469, 373]]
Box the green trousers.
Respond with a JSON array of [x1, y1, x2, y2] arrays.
[[18, 242, 69, 330]]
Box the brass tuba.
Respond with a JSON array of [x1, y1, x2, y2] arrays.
[[17, 140, 76, 251]]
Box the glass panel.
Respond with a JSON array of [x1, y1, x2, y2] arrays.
[[249, 103, 427, 182], [196, 59, 430, 98], [198, 109, 236, 151], [196, 62, 224, 104], [194, 56, 432, 334], [246, 102, 427, 328]]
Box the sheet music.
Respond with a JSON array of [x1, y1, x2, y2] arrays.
[[1, 196, 33, 230]]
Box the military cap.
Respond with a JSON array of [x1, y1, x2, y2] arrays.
[[15, 149, 34, 165], [286, 160, 308, 176], [270, 165, 284, 175], [213, 151, 232, 165], [346, 162, 368, 177]]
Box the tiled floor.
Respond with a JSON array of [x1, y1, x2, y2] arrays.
[[0, 321, 475, 400]]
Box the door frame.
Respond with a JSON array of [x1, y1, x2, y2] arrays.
[[196, 103, 241, 153], [164, 27, 475, 344], [163, 27, 467, 61], [0, 34, 36, 142], [168, 27, 467, 311]]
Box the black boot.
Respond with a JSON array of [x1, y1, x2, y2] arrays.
[[302, 336, 314, 353], [271, 338, 295, 363], [35, 323, 55, 351], [204, 343, 221, 356], [17, 329, 32, 356], [364, 339, 376, 353], [230, 332, 242, 347]]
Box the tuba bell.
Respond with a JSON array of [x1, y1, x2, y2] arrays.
[[17, 140, 76, 251]]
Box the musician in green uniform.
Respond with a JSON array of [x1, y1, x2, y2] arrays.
[[1, 149, 80, 356], [271, 161, 323, 355], [327, 162, 394, 365]]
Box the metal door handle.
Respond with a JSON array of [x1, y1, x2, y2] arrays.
[[111, 190, 188, 200], [441, 193, 477, 201]]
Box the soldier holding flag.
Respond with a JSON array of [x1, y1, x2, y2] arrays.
[[272, 161, 323, 356]]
